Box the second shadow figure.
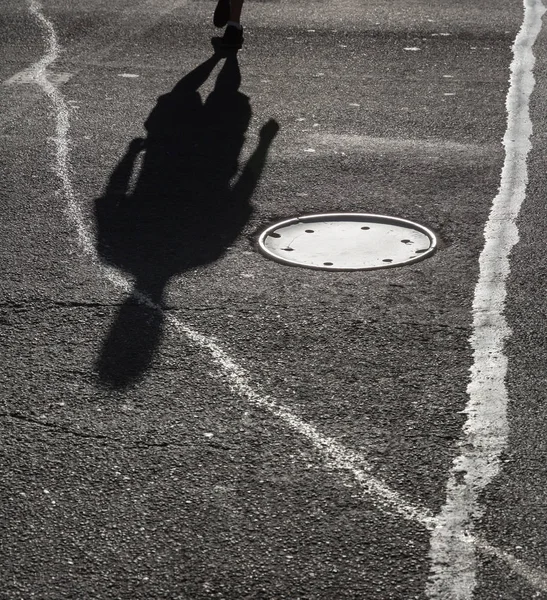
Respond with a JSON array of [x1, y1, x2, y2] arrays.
[[95, 53, 279, 388]]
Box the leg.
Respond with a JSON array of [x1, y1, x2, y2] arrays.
[[212, 0, 244, 51], [213, 0, 231, 28], [229, 0, 244, 24]]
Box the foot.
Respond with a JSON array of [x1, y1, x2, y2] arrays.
[[212, 24, 244, 52], [213, 0, 231, 28]]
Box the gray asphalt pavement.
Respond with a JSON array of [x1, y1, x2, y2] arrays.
[[1, 1, 546, 598]]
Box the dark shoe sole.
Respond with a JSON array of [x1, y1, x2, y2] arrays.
[[213, 0, 230, 27], [212, 36, 243, 52]]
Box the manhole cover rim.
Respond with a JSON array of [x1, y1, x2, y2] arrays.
[[257, 212, 438, 271]]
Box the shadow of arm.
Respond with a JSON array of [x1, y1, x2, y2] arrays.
[[103, 137, 145, 198], [231, 119, 279, 203], [94, 138, 145, 261]]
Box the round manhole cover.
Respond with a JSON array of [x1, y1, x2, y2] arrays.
[[257, 213, 437, 271]]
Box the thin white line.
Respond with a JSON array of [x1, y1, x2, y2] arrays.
[[28, 0, 94, 254], [477, 538, 547, 594], [130, 292, 436, 528], [308, 133, 496, 155], [427, 1, 546, 598], [4, 67, 73, 86], [26, 1, 547, 595]]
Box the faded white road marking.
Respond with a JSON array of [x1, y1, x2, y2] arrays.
[[301, 133, 496, 158], [4, 68, 72, 86], [26, 0, 547, 595], [27, 0, 94, 253], [134, 0, 188, 12], [427, 1, 546, 598], [163, 296, 437, 528], [477, 539, 547, 595]]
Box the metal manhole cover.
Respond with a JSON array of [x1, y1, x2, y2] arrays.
[[257, 213, 437, 271]]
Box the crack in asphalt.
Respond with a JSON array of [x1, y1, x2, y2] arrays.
[[1, 410, 196, 451]]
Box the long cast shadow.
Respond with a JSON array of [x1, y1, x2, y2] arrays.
[[95, 53, 279, 388]]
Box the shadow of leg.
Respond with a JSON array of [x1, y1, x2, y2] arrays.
[[96, 281, 165, 390]]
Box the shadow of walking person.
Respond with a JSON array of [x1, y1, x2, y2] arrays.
[[94, 53, 279, 389]]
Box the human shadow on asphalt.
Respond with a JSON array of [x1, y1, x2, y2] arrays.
[[94, 53, 279, 389]]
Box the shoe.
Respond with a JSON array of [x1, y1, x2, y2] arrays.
[[213, 0, 230, 28], [217, 25, 243, 50]]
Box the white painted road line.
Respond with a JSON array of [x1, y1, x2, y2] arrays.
[[427, 1, 546, 598], [299, 133, 496, 158], [4, 68, 72, 86], [26, 0, 547, 595], [27, 0, 94, 253]]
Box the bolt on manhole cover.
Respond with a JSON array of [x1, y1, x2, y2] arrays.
[[257, 213, 437, 271]]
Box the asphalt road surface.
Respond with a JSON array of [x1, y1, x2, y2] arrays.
[[2, 0, 547, 598]]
